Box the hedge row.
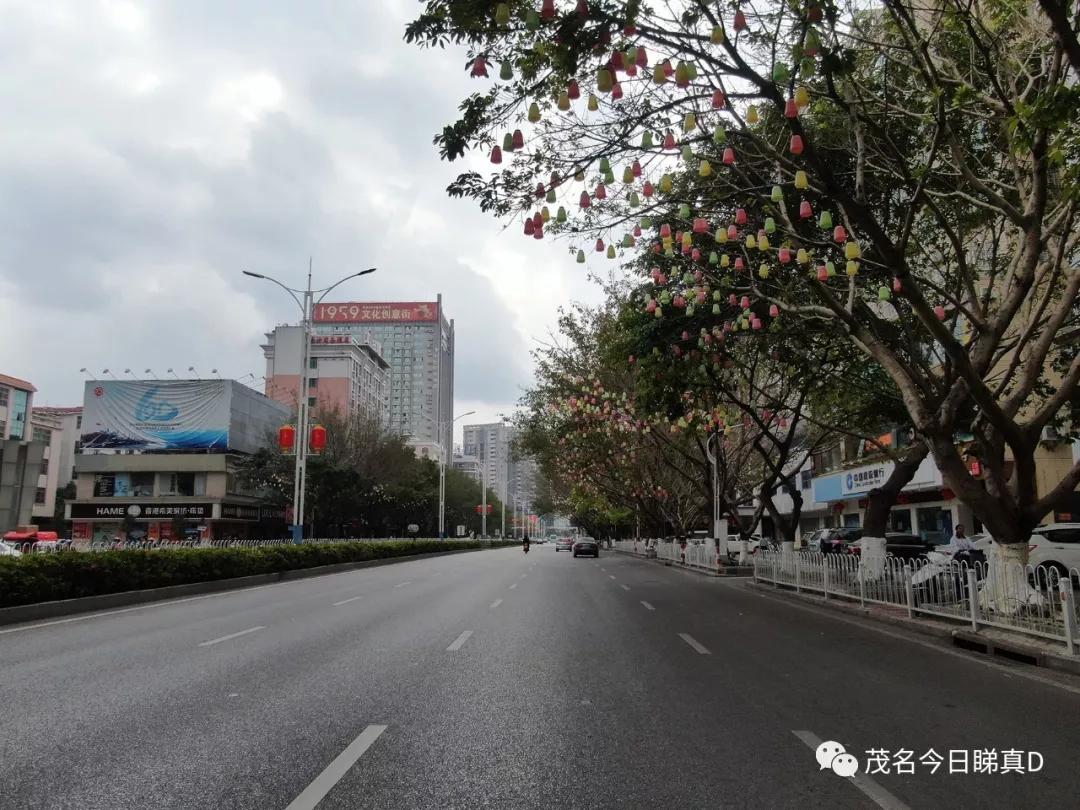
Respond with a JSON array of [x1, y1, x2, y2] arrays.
[[0, 540, 517, 608]]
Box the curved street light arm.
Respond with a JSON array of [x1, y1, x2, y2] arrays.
[[314, 268, 377, 305], [242, 271, 305, 315]]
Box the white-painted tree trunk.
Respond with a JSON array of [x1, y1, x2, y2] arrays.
[[979, 540, 1045, 615], [859, 536, 887, 581], [738, 538, 750, 565]]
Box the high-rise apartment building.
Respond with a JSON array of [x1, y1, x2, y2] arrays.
[[462, 422, 513, 500], [30, 406, 82, 524], [312, 298, 454, 456], [262, 327, 389, 424]]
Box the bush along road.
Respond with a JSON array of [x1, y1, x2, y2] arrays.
[[0, 540, 517, 608]]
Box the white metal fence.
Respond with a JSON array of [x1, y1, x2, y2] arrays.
[[613, 539, 725, 573], [754, 550, 1080, 655]]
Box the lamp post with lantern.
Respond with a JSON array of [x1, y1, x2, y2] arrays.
[[244, 261, 375, 543]]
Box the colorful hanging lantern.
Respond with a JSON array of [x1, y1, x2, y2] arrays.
[[712, 89, 726, 108], [643, 180, 654, 197], [611, 82, 623, 100], [769, 304, 780, 317], [675, 61, 691, 87], [491, 145, 503, 164], [541, 0, 556, 20], [641, 131, 654, 148], [794, 170, 808, 189], [557, 206, 567, 222], [735, 208, 748, 225], [727, 224, 739, 240], [833, 224, 847, 242], [568, 79, 581, 99], [470, 57, 489, 77], [681, 145, 693, 162], [683, 112, 697, 132], [816, 265, 828, 281], [779, 247, 792, 263], [711, 25, 724, 44], [771, 185, 784, 202], [799, 199, 813, 219], [709, 251, 719, 265], [758, 233, 771, 251], [723, 147, 736, 165], [622, 165, 633, 183], [758, 264, 769, 278], [790, 134, 804, 155], [797, 248, 810, 264], [629, 191, 641, 207], [795, 85, 810, 107], [558, 91, 571, 111], [278, 424, 296, 453], [693, 217, 708, 234], [541, 206, 551, 222], [746, 105, 760, 124], [660, 174, 674, 193], [764, 217, 776, 233], [818, 210, 833, 229], [746, 233, 757, 249], [595, 238, 605, 252], [934, 305, 946, 320], [713, 126, 727, 146], [845, 241, 861, 259], [533, 223, 544, 240], [663, 131, 677, 150], [825, 261, 836, 277], [715, 227, 728, 243], [679, 203, 691, 219], [699, 160, 713, 177], [502, 133, 514, 151], [607, 244, 616, 258], [528, 102, 541, 122], [692, 248, 701, 262], [534, 182, 545, 198], [846, 261, 858, 276], [495, 3, 511, 25], [892, 277, 902, 293], [580, 190, 591, 208], [525, 8, 541, 29], [595, 182, 607, 199], [309, 424, 327, 453], [734, 257, 745, 271], [784, 99, 799, 118], [878, 286, 891, 301], [588, 94, 599, 111], [734, 10, 747, 30], [546, 188, 557, 203], [524, 218, 535, 236], [500, 62, 514, 81], [740, 295, 751, 309]]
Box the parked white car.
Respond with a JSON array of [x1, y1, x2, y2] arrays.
[[967, 524, 1080, 580], [0, 541, 22, 558]]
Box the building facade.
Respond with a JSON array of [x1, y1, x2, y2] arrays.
[[462, 422, 513, 501], [262, 327, 389, 424], [30, 407, 82, 525], [452, 453, 482, 485], [311, 298, 454, 455], [69, 379, 290, 542], [0, 374, 45, 532]]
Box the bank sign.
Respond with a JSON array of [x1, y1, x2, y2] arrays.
[[80, 381, 230, 450], [842, 463, 892, 495]]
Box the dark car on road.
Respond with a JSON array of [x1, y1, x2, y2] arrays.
[[572, 537, 599, 557], [847, 533, 936, 561]]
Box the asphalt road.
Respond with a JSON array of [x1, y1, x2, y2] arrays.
[[3, 544, 1080, 809]]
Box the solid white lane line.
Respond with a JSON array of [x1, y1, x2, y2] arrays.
[[285, 725, 388, 810], [198, 626, 265, 647], [620, 584, 630, 591], [394, 581, 412, 588], [608, 575, 616, 580], [678, 633, 711, 655], [508, 583, 518, 590], [641, 601, 656, 611], [791, 730, 910, 810], [332, 596, 362, 606], [489, 599, 503, 609], [447, 630, 473, 651]]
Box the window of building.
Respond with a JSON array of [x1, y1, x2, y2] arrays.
[[309, 358, 318, 369], [0, 420, 6, 436], [35, 487, 46, 504], [131, 472, 154, 497], [308, 377, 318, 388], [76, 414, 82, 429], [0, 387, 7, 405], [32, 427, 52, 443], [160, 472, 205, 497], [308, 396, 317, 408], [94, 474, 116, 497], [801, 470, 812, 490], [41, 458, 49, 475]]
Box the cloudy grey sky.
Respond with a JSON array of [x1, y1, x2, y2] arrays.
[[0, 0, 604, 438]]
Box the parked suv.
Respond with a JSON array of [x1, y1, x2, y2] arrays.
[[972, 523, 1080, 580], [817, 527, 863, 554]]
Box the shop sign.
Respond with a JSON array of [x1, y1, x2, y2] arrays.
[[69, 502, 212, 520], [221, 504, 260, 521], [842, 463, 891, 495]]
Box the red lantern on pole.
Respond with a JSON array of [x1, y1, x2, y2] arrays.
[[309, 424, 327, 453], [278, 424, 296, 454]]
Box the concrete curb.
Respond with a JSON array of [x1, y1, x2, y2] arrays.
[[612, 548, 753, 577], [745, 580, 1080, 677], [0, 547, 488, 627]]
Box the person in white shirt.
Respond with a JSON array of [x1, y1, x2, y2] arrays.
[[950, 524, 975, 553]]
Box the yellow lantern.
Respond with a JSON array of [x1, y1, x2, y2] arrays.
[[845, 241, 861, 260], [846, 261, 859, 276], [794, 170, 808, 189], [699, 160, 713, 177], [747, 105, 759, 124]]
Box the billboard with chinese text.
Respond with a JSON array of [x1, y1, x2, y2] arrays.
[[312, 302, 439, 323]]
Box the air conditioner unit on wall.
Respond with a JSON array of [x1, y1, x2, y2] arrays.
[[1041, 425, 1061, 442]]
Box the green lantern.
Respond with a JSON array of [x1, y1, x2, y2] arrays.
[[599, 157, 611, 173], [681, 145, 693, 162], [878, 285, 891, 301], [675, 62, 690, 85], [641, 131, 654, 148], [771, 185, 783, 202], [819, 210, 833, 229], [629, 191, 641, 207], [525, 9, 540, 30], [576, 249, 586, 263], [503, 133, 514, 151], [557, 206, 568, 223], [597, 68, 614, 93], [713, 125, 727, 144], [622, 166, 634, 183], [679, 203, 691, 219], [622, 234, 634, 248], [528, 102, 541, 123], [499, 62, 513, 81], [825, 261, 836, 277], [772, 63, 789, 82], [604, 169, 615, 184], [711, 26, 724, 44], [641, 216, 652, 229], [709, 251, 719, 265], [606, 244, 616, 258], [764, 217, 776, 233]]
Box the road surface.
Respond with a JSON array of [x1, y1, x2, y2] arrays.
[[2, 545, 1079, 809]]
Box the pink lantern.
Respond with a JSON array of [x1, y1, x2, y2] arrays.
[[633, 225, 642, 237], [735, 208, 748, 225], [674, 295, 687, 308], [535, 182, 545, 198], [892, 277, 902, 293], [740, 296, 751, 309], [799, 199, 812, 218], [816, 265, 828, 281], [650, 266, 661, 279], [636, 46, 648, 67], [734, 10, 747, 30], [595, 238, 605, 252], [471, 57, 489, 77], [568, 79, 581, 100], [784, 99, 799, 118], [532, 211, 543, 228], [692, 248, 701, 262], [833, 225, 846, 242], [723, 147, 735, 165], [751, 318, 762, 330], [660, 223, 672, 238], [693, 217, 708, 233], [541, 0, 556, 20], [491, 146, 503, 164], [790, 134, 804, 155], [646, 299, 657, 313], [662, 59, 674, 78], [657, 273, 667, 284], [734, 257, 745, 271], [712, 89, 726, 108], [663, 131, 677, 150], [643, 180, 654, 197], [769, 303, 779, 317], [524, 218, 534, 235], [727, 224, 739, 240], [533, 224, 544, 240], [611, 82, 623, 100], [934, 305, 946, 320], [580, 190, 591, 208], [778, 247, 791, 264], [632, 160, 642, 178]]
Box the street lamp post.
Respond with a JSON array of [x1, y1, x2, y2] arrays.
[[438, 410, 475, 538], [705, 431, 733, 560], [243, 261, 376, 543]]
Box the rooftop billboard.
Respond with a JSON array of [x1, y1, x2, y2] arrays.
[[312, 302, 438, 323]]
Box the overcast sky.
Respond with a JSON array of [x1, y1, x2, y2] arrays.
[[0, 0, 605, 441]]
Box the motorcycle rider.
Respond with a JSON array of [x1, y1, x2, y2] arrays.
[[522, 533, 530, 553]]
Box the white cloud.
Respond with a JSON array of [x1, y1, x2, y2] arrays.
[[0, 0, 608, 422]]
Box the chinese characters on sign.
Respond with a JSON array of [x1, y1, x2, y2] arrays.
[[816, 740, 1044, 778], [312, 302, 439, 323], [842, 464, 889, 495]]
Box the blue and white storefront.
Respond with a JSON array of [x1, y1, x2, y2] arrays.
[[812, 456, 976, 545]]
